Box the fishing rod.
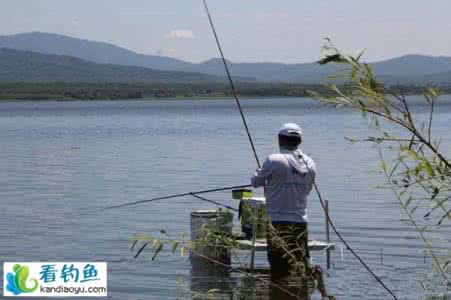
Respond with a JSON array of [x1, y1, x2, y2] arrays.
[[202, 1, 398, 299], [202, 0, 263, 271], [202, 0, 261, 169], [83, 184, 250, 215]]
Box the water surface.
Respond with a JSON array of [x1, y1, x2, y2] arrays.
[[0, 97, 450, 299]]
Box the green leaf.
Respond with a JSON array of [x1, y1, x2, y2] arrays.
[[318, 54, 348, 65], [423, 161, 435, 177], [404, 196, 414, 208], [356, 50, 365, 62], [381, 160, 388, 174], [351, 66, 357, 80], [171, 242, 179, 254], [404, 149, 421, 160], [364, 63, 374, 79], [134, 242, 149, 259], [410, 205, 419, 214], [442, 260, 450, 270], [130, 240, 138, 252], [152, 242, 164, 261], [389, 159, 402, 179], [373, 116, 380, 128], [344, 136, 357, 143]]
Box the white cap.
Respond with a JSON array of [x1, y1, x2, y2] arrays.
[[278, 123, 302, 137]]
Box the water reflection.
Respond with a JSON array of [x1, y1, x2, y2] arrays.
[[190, 257, 234, 298], [189, 256, 326, 299]]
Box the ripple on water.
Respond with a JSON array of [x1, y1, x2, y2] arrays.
[[0, 98, 450, 299]]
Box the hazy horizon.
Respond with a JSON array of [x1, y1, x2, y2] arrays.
[[1, 0, 451, 64], [3, 30, 451, 65]]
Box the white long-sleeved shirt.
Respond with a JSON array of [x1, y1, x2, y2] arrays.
[[251, 147, 316, 223]]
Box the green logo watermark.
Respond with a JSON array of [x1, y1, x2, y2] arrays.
[[6, 264, 39, 295]]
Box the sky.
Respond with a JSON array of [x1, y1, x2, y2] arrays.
[[1, 0, 451, 64]]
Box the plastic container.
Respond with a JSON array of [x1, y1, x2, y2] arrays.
[[239, 197, 267, 239], [190, 209, 234, 264], [232, 189, 253, 200]]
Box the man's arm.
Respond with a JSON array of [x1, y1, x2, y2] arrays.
[[251, 157, 272, 187]]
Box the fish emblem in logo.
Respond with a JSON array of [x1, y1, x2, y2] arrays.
[[6, 264, 39, 295]]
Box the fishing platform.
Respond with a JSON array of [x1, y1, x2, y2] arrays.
[[190, 189, 335, 269]]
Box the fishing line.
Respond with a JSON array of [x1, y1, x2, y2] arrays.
[[202, 0, 261, 168], [298, 154, 399, 300], [190, 193, 238, 212], [83, 184, 251, 215]]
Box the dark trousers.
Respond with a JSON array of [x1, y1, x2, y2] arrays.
[[266, 222, 310, 278]]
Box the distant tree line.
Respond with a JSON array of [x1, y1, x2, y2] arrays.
[[0, 82, 449, 101]]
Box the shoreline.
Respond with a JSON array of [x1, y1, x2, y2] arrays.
[[1, 82, 448, 103], [0, 95, 315, 103], [1, 93, 450, 103]]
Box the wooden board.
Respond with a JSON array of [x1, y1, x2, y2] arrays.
[[236, 239, 335, 251]]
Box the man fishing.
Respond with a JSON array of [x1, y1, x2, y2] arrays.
[[251, 122, 316, 279]]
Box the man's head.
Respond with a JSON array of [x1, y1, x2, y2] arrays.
[[278, 123, 302, 150]]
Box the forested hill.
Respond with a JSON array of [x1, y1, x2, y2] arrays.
[[2, 32, 451, 86], [0, 32, 191, 71], [0, 48, 232, 84]]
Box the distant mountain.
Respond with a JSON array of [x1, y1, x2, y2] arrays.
[[0, 32, 339, 82], [371, 54, 451, 77], [2, 32, 451, 86], [187, 56, 451, 85], [187, 59, 338, 83], [0, 32, 193, 71], [0, 48, 225, 83]]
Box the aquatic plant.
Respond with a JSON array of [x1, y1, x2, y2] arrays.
[[309, 40, 451, 294], [130, 208, 334, 300]]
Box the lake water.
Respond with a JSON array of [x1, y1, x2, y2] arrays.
[[0, 97, 450, 299]]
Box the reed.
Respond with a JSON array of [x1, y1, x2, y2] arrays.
[[309, 40, 451, 294]]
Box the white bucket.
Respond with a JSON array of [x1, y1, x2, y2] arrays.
[[190, 209, 234, 262], [240, 197, 267, 239]]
